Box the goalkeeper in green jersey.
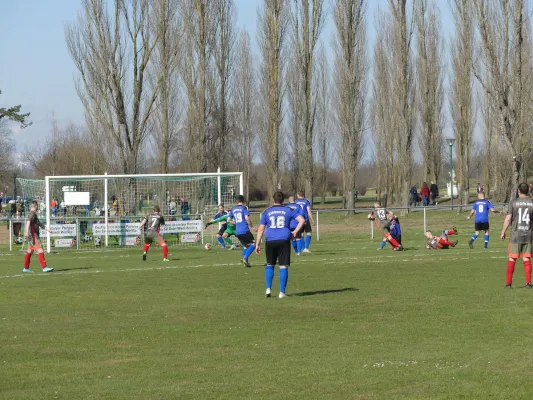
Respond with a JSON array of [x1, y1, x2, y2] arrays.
[[205, 212, 237, 249]]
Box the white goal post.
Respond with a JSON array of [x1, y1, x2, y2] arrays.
[[18, 170, 243, 253]]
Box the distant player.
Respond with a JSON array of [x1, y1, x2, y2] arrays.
[[204, 209, 237, 249], [255, 191, 305, 298], [286, 195, 305, 255], [22, 200, 54, 273], [369, 202, 403, 250], [210, 204, 232, 248], [295, 191, 314, 253], [139, 206, 169, 262], [467, 192, 498, 249], [425, 229, 458, 249], [379, 214, 402, 250], [228, 195, 256, 267], [501, 183, 533, 288]]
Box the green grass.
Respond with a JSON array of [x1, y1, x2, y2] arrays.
[[1, 211, 532, 399]]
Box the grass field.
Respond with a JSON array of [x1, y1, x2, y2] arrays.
[[2, 211, 533, 399]]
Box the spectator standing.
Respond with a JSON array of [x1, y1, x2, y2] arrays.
[[10, 201, 16, 218], [51, 199, 58, 217], [60, 200, 67, 216], [409, 185, 418, 207], [180, 198, 190, 221], [420, 182, 430, 207], [430, 181, 439, 205], [169, 198, 177, 216], [19, 201, 25, 218]]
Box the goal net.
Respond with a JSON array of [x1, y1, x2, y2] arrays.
[[17, 171, 242, 253]]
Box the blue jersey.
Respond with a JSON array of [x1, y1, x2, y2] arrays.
[[260, 205, 300, 241], [285, 202, 304, 229], [228, 205, 250, 235], [390, 218, 401, 237], [472, 199, 494, 223], [213, 211, 227, 220], [295, 198, 311, 220]]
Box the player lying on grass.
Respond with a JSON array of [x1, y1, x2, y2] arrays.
[[425, 228, 458, 249], [22, 200, 54, 273], [368, 202, 403, 251], [379, 214, 401, 250], [139, 206, 169, 262], [204, 211, 237, 249], [500, 183, 533, 288]]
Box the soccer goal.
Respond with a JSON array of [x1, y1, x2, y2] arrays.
[[17, 170, 243, 253]]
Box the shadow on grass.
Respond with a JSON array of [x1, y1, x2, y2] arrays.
[[56, 267, 92, 272], [291, 287, 359, 297]]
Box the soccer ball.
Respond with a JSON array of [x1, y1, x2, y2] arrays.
[[82, 235, 92, 243], [367, 213, 375, 221], [94, 237, 102, 247], [204, 243, 212, 250], [15, 236, 24, 244]]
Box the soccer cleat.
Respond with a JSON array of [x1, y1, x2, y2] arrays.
[[377, 247, 383, 250], [22, 268, 31, 273], [42, 267, 54, 273], [296, 252, 301, 256], [229, 244, 237, 250], [142, 252, 147, 261], [452, 240, 459, 247], [525, 283, 533, 289], [241, 258, 251, 268], [265, 288, 271, 298], [278, 292, 288, 299], [505, 284, 512, 289], [162, 258, 170, 262], [468, 241, 473, 249], [302, 249, 311, 253], [453, 226, 458, 234]]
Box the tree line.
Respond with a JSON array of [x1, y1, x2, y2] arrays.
[[6, 0, 533, 206]]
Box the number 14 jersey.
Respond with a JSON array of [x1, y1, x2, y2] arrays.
[[508, 198, 533, 244], [260, 205, 300, 241]]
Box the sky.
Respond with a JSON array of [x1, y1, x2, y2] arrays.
[[0, 0, 455, 154]]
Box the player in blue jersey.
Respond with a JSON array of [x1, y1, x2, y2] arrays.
[[228, 195, 256, 267], [295, 191, 315, 253], [210, 204, 233, 248], [379, 213, 402, 250], [286, 195, 305, 255], [255, 191, 305, 298], [467, 192, 499, 249]]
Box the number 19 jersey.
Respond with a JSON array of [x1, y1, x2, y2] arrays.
[[260, 205, 300, 241], [228, 205, 250, 235], [508, 198, 533, 244]]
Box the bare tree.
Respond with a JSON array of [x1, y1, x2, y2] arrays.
[[332, 0, 368, 212], [65, 0, 160, 174], [473, 0, 527, 201], [258, 0, 288, 202], [288, 0, 325, 203], [315, 44, 331, 205], [450, 0, 474, 207], [234, 30, 256, 201], [286, 51, 303, 191], [0, 121, 13, 180], [416, 0, 444, 185]]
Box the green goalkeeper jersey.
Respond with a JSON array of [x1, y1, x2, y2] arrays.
[[209, 215, 236, 236]]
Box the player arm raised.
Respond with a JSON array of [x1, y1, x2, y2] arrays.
[[205, 214, 228, 229], [500, 214, 512, 240]]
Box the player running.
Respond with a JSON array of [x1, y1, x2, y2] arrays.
[[501, 183, 533, 288], [204, 210, 237, 249], [139, 206, 169, 262], [228, 195, 256, 267], [22, 200, 54, 273], [209, 204, 233, 248], [255, 191, 305, 298], [295, 191, 314, 253], [425, 228, 458, 249], [379, 213, 402, 250], [369, 202, 403, 251], [286, 195, 305, 255], [467, 192, 499, 249]]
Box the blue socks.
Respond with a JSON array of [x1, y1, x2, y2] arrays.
[[470, 234, 478, 243], [243, 245, 255, 260], [296, 239, 303, 254], [484, 234, 489, 248], [265, 264, 274, 289], [279, 267, 288, 293], [305, 235, 312, 249], [217, 237, 226, 248], [380, 240, 387, 249], [292, 240, 298, 252]]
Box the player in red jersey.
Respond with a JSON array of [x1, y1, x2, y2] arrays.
[[139, 206, 169, 262], [23, 200, 54, 273], [425, 228, 458, 249]]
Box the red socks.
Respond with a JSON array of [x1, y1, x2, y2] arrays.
[[507, 260, 516, 286], [162, 245, 168, 259], [524, 260, 532, 285], [143, 244, 151, 253], [446, 230, 456, 236], [38, 253, 47, 268], [24, 253, 32, 268], [439, 238, 454, 247], [387, 236, 400, 248]]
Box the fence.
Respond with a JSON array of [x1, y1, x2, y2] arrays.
[[0, 203, 508, 252]]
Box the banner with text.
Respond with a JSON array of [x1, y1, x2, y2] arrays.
[[92, 220, 202, 236], [39, 224, 77, 238]]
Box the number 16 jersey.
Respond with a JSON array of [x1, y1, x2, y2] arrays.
[[508, 198, 533, 244], [260, 205, 300, 241]]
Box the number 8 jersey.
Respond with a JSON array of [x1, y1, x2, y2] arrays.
[[260, 205, 300, 241], [508, 197, 533, 244]]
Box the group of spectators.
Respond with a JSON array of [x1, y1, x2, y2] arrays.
[[409, 181, 439, 207], [168, 198, 190, 220]]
